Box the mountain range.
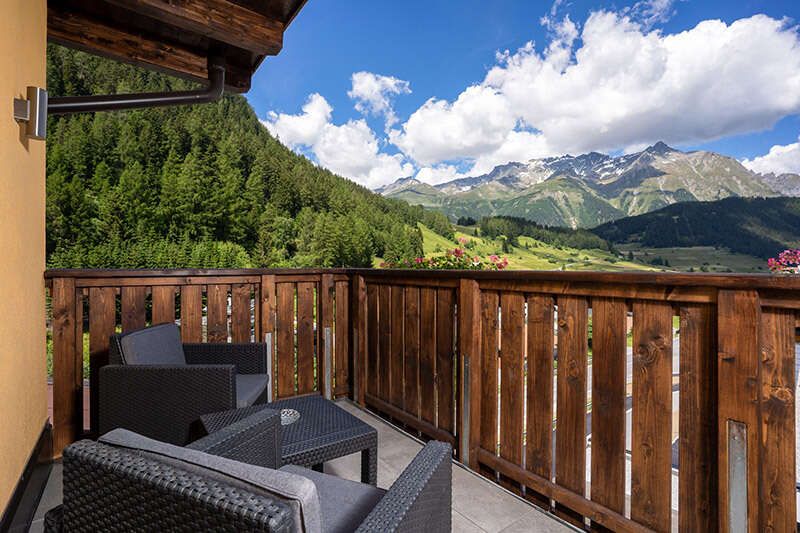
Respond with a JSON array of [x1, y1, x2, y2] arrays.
[[377, 142, 800, 228]]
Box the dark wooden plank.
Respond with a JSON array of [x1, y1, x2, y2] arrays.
[[378, 285, 392, 403], [52, 278, 79, 455], [717, 290, 761, 533], [366, 394, 456, 446], [367, 284, 379, 398], [458, 279, 481, 466], [436, 288, 455, 435], [120, 286, 146, 333], [276, 283, 296, 398], [319, 274, 335, 397], [525, 293, 554, 509], [590, 297, 627, 518], [389, 286, 405, 408], [419, 287, 437, 425], [230, 283, 251, 343], [403, 286, 421, 417], [296, 282, 316, 395], [631, 301, 673, 532], [499, 291, 525, 493], [334, 281, 350, 397], [479, 291, 500, 476], [679, 304, 718, 532], [354, 275, 367, 406], [180, 285, 202, 342], [260, 274, 276, 394], [88, 287, 116, 436], [206, 284, 229, 343], [759, 308, 796, 532], [151, 285, 175, 325], [555, 295, 588, 525]]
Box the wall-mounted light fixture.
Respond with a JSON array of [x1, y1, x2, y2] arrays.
[[13, 87, 47, 140]]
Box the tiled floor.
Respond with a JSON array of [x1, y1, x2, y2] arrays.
[[29, 400, 574, 532]]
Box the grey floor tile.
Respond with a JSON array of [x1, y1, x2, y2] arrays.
[[499, 510, 575, 532], [453, 510, 487, 532], [450, 466, 537, 532]]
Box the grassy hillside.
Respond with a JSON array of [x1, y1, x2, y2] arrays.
[[593, 197, 800, 259]]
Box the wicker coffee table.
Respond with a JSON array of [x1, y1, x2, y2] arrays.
[[199, 396, 378, 485]]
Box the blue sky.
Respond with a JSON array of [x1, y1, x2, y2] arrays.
[[248, 0, 800, 188]]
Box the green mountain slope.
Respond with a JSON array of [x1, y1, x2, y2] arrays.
[[46, 45, 452, 268], [592, 197, 800, 259]]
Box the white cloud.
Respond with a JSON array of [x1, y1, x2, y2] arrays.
[[625, 0, 680, 30], [348, 72, 411, 128], [743, 137, 800, 175], [262, 94, 413, 188], [415, 164, 466, 185]]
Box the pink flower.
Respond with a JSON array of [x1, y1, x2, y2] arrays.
[[453, 248, 465, 258], [489, 255, 499, 262], [415, 257, 423, 264], [458, 237, 468, 244]]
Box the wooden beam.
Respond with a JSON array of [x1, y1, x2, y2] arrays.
[[103, 0, 283, 55], [47, 5, 251, 91]]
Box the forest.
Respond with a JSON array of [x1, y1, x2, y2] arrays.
[[45, 45, 452, 269]]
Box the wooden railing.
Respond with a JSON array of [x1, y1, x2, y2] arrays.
[[46, 268, 800, 532]]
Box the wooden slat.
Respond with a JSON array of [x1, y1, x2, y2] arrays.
[[378, 285, 391, 403], [403, 286, 421, 417], [555, 295, 588, 525], [436, 288, 455, 435], [151, 285, 175, 325], [103, 0, 284, 55], [458, 279, 481, 466], [590, 297, 627, 517], [366, 394, 456, 446], [261, 275, 276, 394], [230, 283, 251, 342], [389, 286, 404, 408], [419, 287, 437, 425], [499, 292, 525, 493], [631, 301, 673, 532], [354, 275, 367, 406], [296, 282, 316, 394], [120, 286, 146, 332], [180, 285, 203, 342], [679, 304, 718, 532], [319, 274, 334, 397], [367, 284, 379, 398], [525, 293, 554, 509], [759, 308, 796, 531], [88, 287, 116, 435], [206, 284, 229, 343], [334, 281, 350, 397], [479, 291, 500, 474], [52, 278, 78, 455], [75, 290, 85, 433], [276, 283, 296, 398], [717, 290, 761, 533]]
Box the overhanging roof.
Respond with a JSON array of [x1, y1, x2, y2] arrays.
[[47, 0, 308, 93]]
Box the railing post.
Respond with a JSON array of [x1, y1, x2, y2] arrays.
[[352, 275, 367, 406], [319, 273, 335, 400], [458, 278, 481, 467], [260, 274, 276, 399], [51, 277, 80, 457], [717, 289, 761, 533]]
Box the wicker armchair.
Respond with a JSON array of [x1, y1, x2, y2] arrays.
[[98, 323, 269, 445], [45, 431, 452, 533]]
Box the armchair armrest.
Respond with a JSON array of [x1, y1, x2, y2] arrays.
[[187, 407, 282, 469], [356, 441, 452, 533], [183, 343, 268, 374], [99, 364, 237, 445]]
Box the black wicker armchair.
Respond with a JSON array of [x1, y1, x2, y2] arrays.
[[45, 429, 452, 533], [98, 323, 269, 445]]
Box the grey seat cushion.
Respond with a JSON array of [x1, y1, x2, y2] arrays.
[[280, 464, 386, 533], [100, 428, 322, 532], [236, 373, 269, 407], [119, 323, 185, 366]]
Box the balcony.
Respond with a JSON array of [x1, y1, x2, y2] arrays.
[[43, 267, 800, 531]]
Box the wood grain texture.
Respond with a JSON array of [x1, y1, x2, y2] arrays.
[[525, 293, 554, 509], [334, 281, 350, 397], [419, 287, 437, 425], [458, 279, 481, 466], [403, 286, 421, 417], [590, 298, 627, 516], [390, 286, 404, 408], [378, 285, 392, 403], [230, 283, 251, 343], [89, 287, 116, 435], [631, 301, 673, 532], [436, 288, 455, 435], [479, 291, 500, 474], [120, 286, 146, 332], [151, 285, 175, 325], [296, 282, 315, 394], [180, 285, 202, 342], [276, 283, 296, 398], [759, 308, 796, 532], [499, 291, 525, 493], [367, 284, 379, 398], [354, 276, 367, 406], [555, 295, 588, 525], [679, 304, 718, 532], [206, 284, 229, 343], [52, 278, 78, 454]]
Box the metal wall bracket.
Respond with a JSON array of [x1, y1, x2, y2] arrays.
[[323, 327, 333, 400], [728, 419, 747, 533], [460, 354, 471, 464], [13, 87, 47, 140], [265, 332, 274, 402]]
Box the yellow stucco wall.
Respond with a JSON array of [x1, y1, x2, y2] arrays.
[[0, 0, 48, 513]]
